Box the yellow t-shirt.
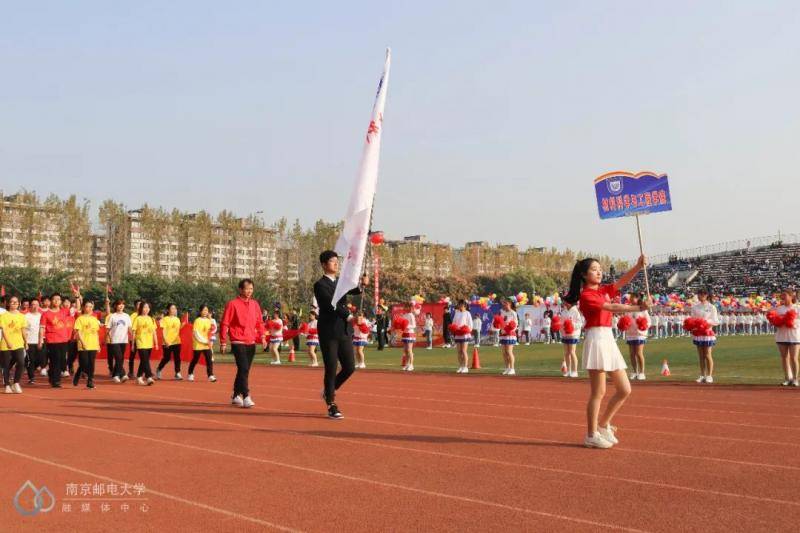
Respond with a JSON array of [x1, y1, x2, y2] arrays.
[[74, 314, 101, 351], [161, 316, 182, 346], [0, 312, 28, 351], [192, 317, 212, 350], [132, 315, 157, 349]]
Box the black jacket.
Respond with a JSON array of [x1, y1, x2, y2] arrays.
[[313, 276, 362, 339]]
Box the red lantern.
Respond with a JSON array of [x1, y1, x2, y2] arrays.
[[369, 232, 385, 245]]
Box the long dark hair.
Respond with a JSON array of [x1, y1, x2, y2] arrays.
[[563, 258, 598, 305]]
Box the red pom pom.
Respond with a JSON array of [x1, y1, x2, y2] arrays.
[[502, 321, 517, 335], [448, 323, 460, 334], [563, 319, 575, 335], [359, 323, 370, 334], [785, 309, 797, 329], [266, 320, 280, 331], [635, 316, 649, 332], [617, 315, 633, 331], [458, 325, 472, 335], [392, 317, 409, 331], [683, 317, 698, 331], [550, 316, 562, 332], [308, 327, 318, 335], [298, 322, 309, 335], [492, 315, 505, 329]]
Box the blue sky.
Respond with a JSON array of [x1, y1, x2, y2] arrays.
[[1, 1, 799, 260]]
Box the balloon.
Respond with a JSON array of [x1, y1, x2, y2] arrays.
[[369, 232, 385, 245]]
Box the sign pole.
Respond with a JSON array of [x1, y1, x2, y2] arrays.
[[634, 214, 651, 300]]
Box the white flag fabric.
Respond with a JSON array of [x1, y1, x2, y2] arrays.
[[332, 48, 391, 308]]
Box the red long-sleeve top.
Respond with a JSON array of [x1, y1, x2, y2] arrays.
[[220, 296, 265, 344]]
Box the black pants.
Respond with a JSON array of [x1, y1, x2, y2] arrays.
[[26, 344, 44, 380], [136, 348, 153, 378], [46, 343, 66, 386], [74, 350, 97, 385], [377, 325, 386, 350], [66, 341, 78, 373], [2, 349, 25, 386], [231, 344, 255, 398], [188, 349, 213, 376], [320, 334, 355, 405], [128, 345, 137, 376], [157, 344, 182, 374], [443, 325, 452, 345], [108, 343, 127, 378]]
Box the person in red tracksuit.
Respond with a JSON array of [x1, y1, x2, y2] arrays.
[[220, 279, 267, 409]]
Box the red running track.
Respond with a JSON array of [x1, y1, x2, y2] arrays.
[[1, 365, 799, 532]]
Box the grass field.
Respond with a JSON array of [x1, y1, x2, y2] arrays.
[[213, 334, 789, 385]]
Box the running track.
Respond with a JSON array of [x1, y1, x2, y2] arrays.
[[2, 365, 799, 532]]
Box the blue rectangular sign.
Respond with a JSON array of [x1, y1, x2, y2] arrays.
[[595, 171, 672, 220]]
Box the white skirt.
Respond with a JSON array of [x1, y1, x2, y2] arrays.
[[582, 327, 627, 371]]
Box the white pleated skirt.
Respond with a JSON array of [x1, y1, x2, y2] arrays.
[[582, 327, 627, 371]]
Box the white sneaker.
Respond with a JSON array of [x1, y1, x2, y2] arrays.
[[310, 362, 319, 367], [793, 379, 799, 387], [705, 376, 714, 384], [137, 377, 146, 385], [40, 368, 48, 377], [270, 360, 282, 365], [13, 383, 23, 394], [231, 395, 244, 406], [61, 371, 69, 378], [405, 365, 414, 372], [121, 375, 129, 383], [4, 385, 12, 394], [456, 367, 463, 373], [146, 377, 155, 386], [187, 374, 195, 382], [113, 376, 121, 383], [637, 373, 646, 381], [584, 433, 613, 449], [462, 367, 469, 374], [242, 396, 255, 408], [597, 425, 618, 444], [506, 369, 516, 376], [781, 379, 792, 387], [569, 371, 579, 378], [175, 372, 183, 380], [695, 376, 706, 383], [208, 375, 217, 382], [426, 347, 433, 350], [156, 370, 162, 380], [501, 368, 509, 375], [629, 372, 638, 380], [562, 371, 569, 377]]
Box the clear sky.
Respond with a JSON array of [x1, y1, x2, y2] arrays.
[[2, 1, 798, 260]]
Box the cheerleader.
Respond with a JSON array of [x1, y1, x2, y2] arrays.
[[132, 301, 158, 385], [0, 296, 28, 394], [267, 310, 285, 364], [559, 302, 583, 378], [450, 300, 473, 373], [399, 304, 417, 371], [306, 311, 320, 367], [688, 289, 720, 384], [156, 304, 183, 380], [72, 300, 101, 388], [105, 299, 132, 383], [563, 255, 648, 449], [352, 310, 370, 369], [498, 299, 518, 375], [188, 304, 216, 382], [621, 293, 650, 381], [769, 289, 800, 386]]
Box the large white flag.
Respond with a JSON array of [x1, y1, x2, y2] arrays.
[[332, 48, 391, 308]]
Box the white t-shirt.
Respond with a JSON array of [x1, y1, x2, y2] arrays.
[[452, 310, 472, 337], [25, 312, 42, 344], [424, 317, 434, 332], [472, 317, 481, 331], [106, 312, 132, 344], [403, 313, 417, 335], [775, 304, 800, 344], [523, 318, 532, 332]]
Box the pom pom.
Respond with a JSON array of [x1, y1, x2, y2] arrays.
[[458, 325, 472, 335], [563, 318, 575, 335], [266, 320, 281, 331], [766, 310, 783, 327], [448, 323, 460, 334], [683, 317, 699, 331], [358, 322, 370, 334], [785, 309, 797, 329], [635, 316, 649, 332], [298, 322, 309, 335], [617, 315, 633, 331], [308, 327, 318, 335], [550, 316, 562, 332], [502, 321, 517, 335], [392, 317, 409, 331], [492, 315, 505, 330]]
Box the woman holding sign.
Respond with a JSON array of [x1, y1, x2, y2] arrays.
[[563, 255, 648, 449]]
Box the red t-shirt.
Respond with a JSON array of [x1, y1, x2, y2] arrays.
[[579, 284, 619, 329], [42, 308, 73, 343]]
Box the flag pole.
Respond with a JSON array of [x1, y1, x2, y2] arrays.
[[635, 214, 651, 301]]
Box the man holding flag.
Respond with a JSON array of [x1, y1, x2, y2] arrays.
[[316, 48, 390, 419]]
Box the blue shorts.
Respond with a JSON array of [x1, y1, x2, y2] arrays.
[[626, 339, 647, 346], [500, 338, 518, 346], [306, 341, 319, 347], [269, 339, 283, 344], [693, 340, 716, 347], [562, 338, 579, 345], [402, 338, 415, 344], [353, 340, 368, 347], [776, 341, 800, 346]]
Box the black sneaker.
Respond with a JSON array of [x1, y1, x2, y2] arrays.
[[87, 381, 95, 389], [327, 403, 344, 419], [52, 383, 61, 388], [27, 379, 35, 385]]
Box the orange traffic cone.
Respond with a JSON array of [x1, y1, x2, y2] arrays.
[[661, 359, 671, 377], [560, 360, 568, 375], [288, 345, 296, 363], [471, 346, 481, 369]]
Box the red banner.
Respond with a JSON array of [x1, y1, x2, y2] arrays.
[[389, 303, 445, 347]]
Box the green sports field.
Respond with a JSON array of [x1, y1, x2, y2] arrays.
[[214, 334, 790, 385]]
